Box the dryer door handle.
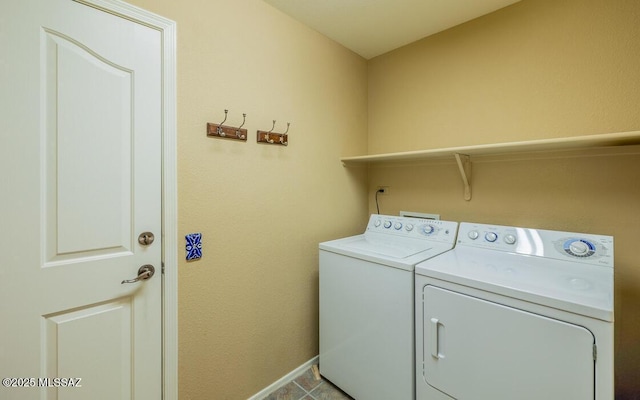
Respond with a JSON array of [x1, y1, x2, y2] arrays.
[[430, 317, 442, 359]]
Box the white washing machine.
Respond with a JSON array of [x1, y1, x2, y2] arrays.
[[415, 222, 614, 400], [319, 214, 459, 400]]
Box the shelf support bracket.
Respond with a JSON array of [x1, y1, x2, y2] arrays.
[[454, 153, 472, 201]]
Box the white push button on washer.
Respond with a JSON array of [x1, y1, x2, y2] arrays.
[[504, 234, 517, 245]]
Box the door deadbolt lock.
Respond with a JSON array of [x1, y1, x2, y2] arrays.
[[138, 232, 155, 246]]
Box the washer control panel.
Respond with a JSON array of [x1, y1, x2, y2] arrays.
[[458, 222, 613, 267], [367, 214, 458, 244]]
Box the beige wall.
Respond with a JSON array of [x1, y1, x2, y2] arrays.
[[368, 0, 640, 153], [367, 0, 640, 397], [126, 0, 368, 398], [115, 0, 640, 397]]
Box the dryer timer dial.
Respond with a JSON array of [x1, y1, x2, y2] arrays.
[[564, 239, 596, 257]]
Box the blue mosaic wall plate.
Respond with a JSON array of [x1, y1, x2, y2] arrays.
[[185, 233, 202, 261]]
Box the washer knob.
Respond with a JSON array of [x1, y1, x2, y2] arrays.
[[394, 222, 403, 230], [422, 225, 435, 235], [384, 220, 392, 229], [485, 232, 498, 242], [405, 224, 414, 232], [504, 234, 517, 245], [468, 230, 479, 240], [374, 219, 381, 227]]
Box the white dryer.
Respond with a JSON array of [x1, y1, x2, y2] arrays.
[[415, 222, 614, 400], [319, 214, 458, 400]]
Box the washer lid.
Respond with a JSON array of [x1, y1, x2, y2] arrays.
[[319, 214, 459, 271], [320, 234, 455, 271], [415, 247, 614, 321], [344, 234, 430, 258]]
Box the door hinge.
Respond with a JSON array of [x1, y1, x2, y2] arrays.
[[161, 261, 165, 274], [593, 344, 597, 362]]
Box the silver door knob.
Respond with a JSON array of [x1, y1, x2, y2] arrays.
[[121, 264, 155, 284]]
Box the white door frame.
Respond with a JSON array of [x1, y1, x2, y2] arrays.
[[72, 0, 178, 398]]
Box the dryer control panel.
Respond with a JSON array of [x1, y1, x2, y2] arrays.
[[457, 222, 613, 267], [366, 214, 458, 244]]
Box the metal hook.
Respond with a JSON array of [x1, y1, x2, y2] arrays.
[[217, 109, 229, 136], [236, 113, 247, 139], [264, 120, 276, 143], [275, 122, 289, 145]]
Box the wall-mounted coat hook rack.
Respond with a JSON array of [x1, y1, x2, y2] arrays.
[[207, 109, 248, 141], [257, 120, 290, 146]]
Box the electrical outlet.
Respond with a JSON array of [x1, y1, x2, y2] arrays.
[[377, 186, 390, 195]]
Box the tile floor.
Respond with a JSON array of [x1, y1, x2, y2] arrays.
[[261, 367, 353, 400]]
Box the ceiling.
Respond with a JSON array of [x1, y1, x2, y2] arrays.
[[263, 0, 521, 59]]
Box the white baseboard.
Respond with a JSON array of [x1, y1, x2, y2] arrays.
[[247, 355, 319, 400]]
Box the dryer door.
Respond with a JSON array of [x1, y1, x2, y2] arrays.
[[423, 286, 595, 400]]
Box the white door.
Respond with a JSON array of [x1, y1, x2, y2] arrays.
[[0, 1, 162, 399], [423, 285, 595, 400]]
